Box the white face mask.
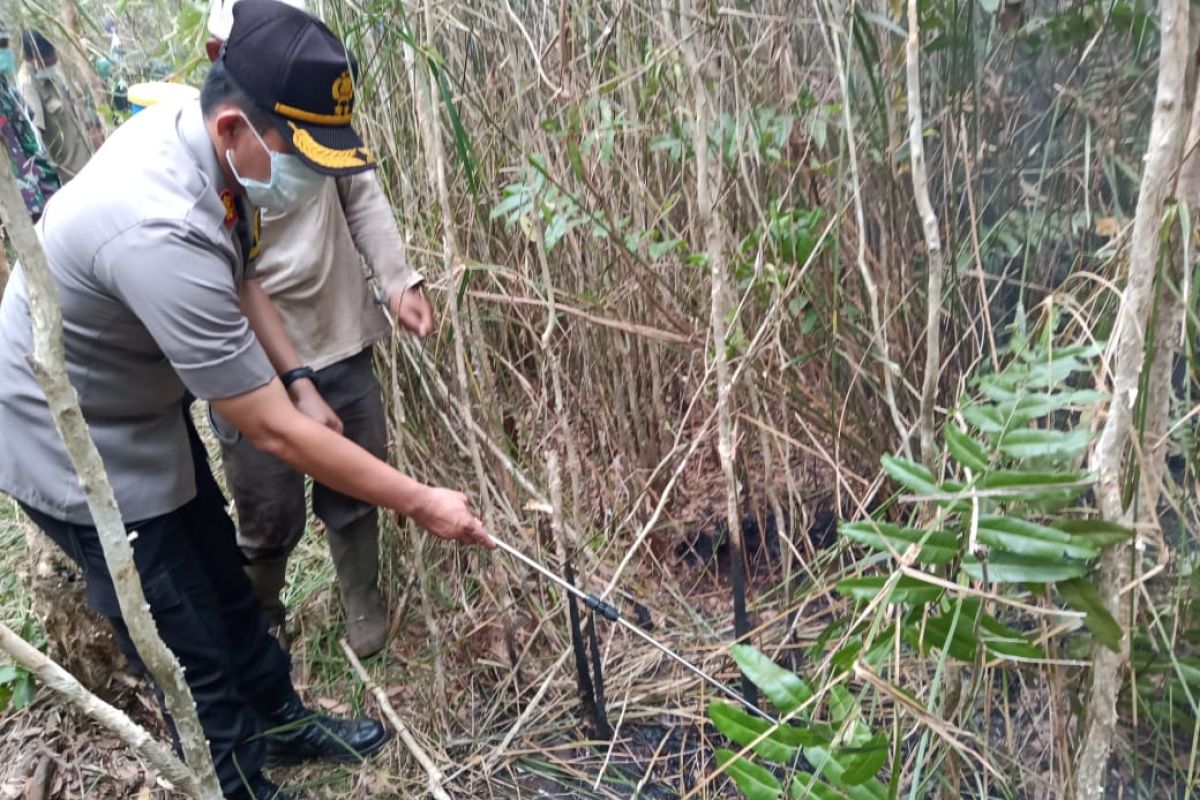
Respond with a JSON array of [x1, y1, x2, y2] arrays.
[[34, 64, 59, 82], [225, 112, 324, 213]]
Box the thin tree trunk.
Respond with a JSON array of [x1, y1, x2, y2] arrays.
[[666, 0, 756, 706], [1073, 1, 1194, 795], [905, 3, 961, 793], [906, 0, 948, 473], [0, 147, 220, 799]]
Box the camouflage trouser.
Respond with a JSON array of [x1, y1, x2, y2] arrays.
[[218, 348, 389, 563]]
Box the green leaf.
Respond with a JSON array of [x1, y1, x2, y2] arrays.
[[1002, 390, 1106, 418], [961, 552, 1088, 583], [838, 733, 888, 786], [430, 61, 481, 202], [827, 686, 856, 724], [1024, 355, 1089, 387], [976, 470, 1092, 502], [565, 139, 586, 183], [944, 424, 989, 472], [907, 599, 1044, 661], [710, 702, 798, 763], [1050, 519, 1134, 548], [974, 515, 1100, 560], [977, 613, 1044, 660], [1058, 578, 1123, 652], [997, 428, 1092, 459], [906, 611, 980, 662], [803, 738, 889, 800], [835, 576, 943, 605], [731, 645, 813, 714], [839, 521, 959, 565], [880, 454, 940, 495], [789, 774, 845, 800], [715, 748, 783, 800], [490, 188, 532, 223], [962, 404, 1021, 434], [648, 237, 682, 260], [791, 772, 887, 800], [11, 674, 34, 710], [880, 455, 967, 512], [0, 665, 18, 684]]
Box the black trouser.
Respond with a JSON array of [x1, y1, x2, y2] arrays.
[[21, 411, 296, 798]]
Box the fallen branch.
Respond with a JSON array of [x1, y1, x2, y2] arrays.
[[340, 639, 453, 800], [0, 621, 201, 796]]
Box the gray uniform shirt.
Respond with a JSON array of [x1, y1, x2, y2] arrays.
[[0, 100, 274, 524]]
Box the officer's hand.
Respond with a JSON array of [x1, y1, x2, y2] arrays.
[[389, 285, 434, 339], [412, 487, 494, 548], [289, 379, 344, 435]]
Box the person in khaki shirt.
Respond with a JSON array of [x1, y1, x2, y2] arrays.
[[207, 0, 435, 659], [17, 30, 92, 182]]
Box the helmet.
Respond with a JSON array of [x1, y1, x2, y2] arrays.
[[206, 0, 310, 41]]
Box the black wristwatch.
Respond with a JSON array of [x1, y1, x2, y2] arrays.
[[280, 365, 318, 390]]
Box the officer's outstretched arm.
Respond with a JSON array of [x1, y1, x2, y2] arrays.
[[211, 379, 493, 549]]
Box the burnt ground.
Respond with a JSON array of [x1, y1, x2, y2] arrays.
[[0, 485, 845, 800]]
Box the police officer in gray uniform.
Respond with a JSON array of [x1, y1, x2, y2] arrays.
[[0, 2, 491, 798]]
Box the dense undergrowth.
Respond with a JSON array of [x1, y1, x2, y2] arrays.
[[0, 0, 1196, 797]]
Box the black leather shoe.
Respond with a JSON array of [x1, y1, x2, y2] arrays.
[[230, 774, 294, 800], [262, 696, 389, 766]]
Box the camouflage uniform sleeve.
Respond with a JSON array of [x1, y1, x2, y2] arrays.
[[0, 77, 60, 220]]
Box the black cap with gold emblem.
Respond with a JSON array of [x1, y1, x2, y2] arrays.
[[222, 0, 375, 176]]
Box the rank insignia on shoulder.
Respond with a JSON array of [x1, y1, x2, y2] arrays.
[[248, 208, 262, 261], [220, 189, 236, 229]]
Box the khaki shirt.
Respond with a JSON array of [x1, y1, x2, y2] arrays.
[[255, 172, 422, 371], [17, 64, 92, 182], [0, 101, 272, 524]]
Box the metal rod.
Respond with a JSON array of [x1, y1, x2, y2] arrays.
[[491, 536, 778, 724]]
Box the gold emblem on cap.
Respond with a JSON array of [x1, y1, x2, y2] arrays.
[[332, 70, 354, 118]]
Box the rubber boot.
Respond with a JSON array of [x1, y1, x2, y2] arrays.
[[244, 558, 289, 652], [326, 513, 387, 658]]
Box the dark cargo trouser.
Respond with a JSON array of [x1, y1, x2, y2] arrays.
[[22, 409, 296, 798], [220, 348, 389, 562]]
